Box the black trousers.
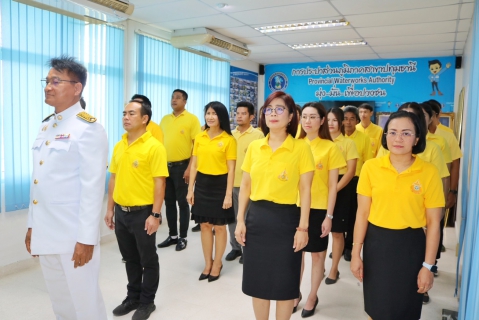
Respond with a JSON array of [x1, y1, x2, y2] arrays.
[[115, 205, 159, 304], [165, 162, 190, 238], [344, 176, 359, 251]]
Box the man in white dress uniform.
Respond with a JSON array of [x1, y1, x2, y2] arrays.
[[25, 56, 108, 320]]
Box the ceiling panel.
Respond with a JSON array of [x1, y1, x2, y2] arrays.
[[199, 0, 320, 13], [378, 51, 454, 59], [213, 26, 263, 39], [460, 2, 475, 19], [254, 57, 315, 64], [455, 32, 469, 42], [312, 53, 381, 62], [249, 51, 307, 60], [269, 28, 360, 44], [373, 42, 455, 54], [133, 1, 218, 23], [240, 36, 282, 46], [247, 44, 292, 53], [133, 0, 182, 9], [156, 14, 245, 30], [356, 21, 457, 38], [457, 19, 472, 32], [331, 0, 466, 15], [346, 5, 460, 28], [227, 2, 340, 25], [298, 46, 375, 56], [366, 33, 457, 47]]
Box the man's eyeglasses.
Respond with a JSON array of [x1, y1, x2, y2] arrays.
[[41, 77, 78, 88], [385, 131, 415, 139], [263, 107, 286, 115]]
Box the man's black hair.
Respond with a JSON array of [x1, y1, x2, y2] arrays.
[[428, 59, 442, 68], [358, 103, 373, 112], [236, 101, 255, 116], [343, 105, 359, 121], [173, 89, 188, 101], [48, 55, 87, 92], [131, 94, 152, 109], [129, 99, 152, 126], [80, 97, 86, 110]]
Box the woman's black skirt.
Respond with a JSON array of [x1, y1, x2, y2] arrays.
[[191, 172, 235, 225], [331, 174, 356, 233], [303, 209, 328, 252], [242, 200, 302, 300], [363, 223, 425, 320]]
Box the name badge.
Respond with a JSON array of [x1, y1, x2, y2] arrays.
[[55, 134, 70, 140]]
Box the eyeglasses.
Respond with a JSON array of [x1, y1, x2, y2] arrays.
[[301, 115, 320, 121], [385, 131, 415, 139], [263, 107, 286, 115], [41, 77, 78, 88]]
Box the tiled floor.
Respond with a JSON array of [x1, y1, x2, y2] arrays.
[[0, 223, 459, 319]]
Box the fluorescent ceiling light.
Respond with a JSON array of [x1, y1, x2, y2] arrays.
[[289, 40, 367, 49], [255, 19, 349, 33]]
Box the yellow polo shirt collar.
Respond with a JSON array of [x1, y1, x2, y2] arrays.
[[260, 134, 295, 152]]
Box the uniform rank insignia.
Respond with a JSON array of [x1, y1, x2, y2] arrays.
[[410, 180, 422, 194], [278, 170, 288, 181], [132, 160, 139, 168], [55, 134, 70, 140], [76, 111, 97, 123]]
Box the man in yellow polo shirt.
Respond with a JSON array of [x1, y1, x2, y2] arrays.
[[356, 103, 383, 158], [104, 100, 168, 320], [132, 94, 164, 144], [226, 101, 264, 264], [158, 89, 201, 250], [343, 106, 371, 261]]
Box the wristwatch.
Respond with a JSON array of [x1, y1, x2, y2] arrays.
[[326, 214, 333, 220], [151, 212, 161, 219], [449, 189, 458, 195], [422, 262, 438, 273]]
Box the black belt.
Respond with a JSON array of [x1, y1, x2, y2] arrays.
[[116, 204, 152, 212], [167, 159, 189, 167]]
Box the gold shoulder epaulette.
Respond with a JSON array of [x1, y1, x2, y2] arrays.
[[42, 113, 55, 122], [77, 111, 97, 123]]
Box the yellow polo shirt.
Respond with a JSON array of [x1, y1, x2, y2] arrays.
[[333, 134, 359, 175], [298, 137, 346, 209], [295, 124, 302, 138], [193, 130, 237, 175], [346, 129, 372, 176], [356, 122, 383, 158], [110, 131, 169, 206], [358, 155, 445, 229], [146, 120, 164, 144], [242, 134, 315, 204], [160, 110, 201, 162], [436, 126, 462, 161], [427, 132, 452, 164], [438, 123, 453, 133], [232, 126, 265, 187], [376, 141, 449, 178]]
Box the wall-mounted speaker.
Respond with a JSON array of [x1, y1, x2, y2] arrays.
[[259, 64, 265, 75], [456, 56, 462, 69]]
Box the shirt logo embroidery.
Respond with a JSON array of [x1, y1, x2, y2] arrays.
[[278, 170, 288, 181], [218, 141, 224, 147], [411, 180, 422, 194], [180, 129, 185, 134], [316, 161, 323, 170], [132, 160, 139, 168]]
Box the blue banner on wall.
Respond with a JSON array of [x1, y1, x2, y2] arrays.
[[265, 56, 456, 112]]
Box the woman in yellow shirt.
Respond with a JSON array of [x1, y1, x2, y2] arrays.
[[295, 102, 346, 317], [351, 111, 444, 320], [326, 108, 358, 285], [187, 101, 237, 282], [235, 91, 314, 320]]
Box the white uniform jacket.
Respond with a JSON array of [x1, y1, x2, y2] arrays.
[[27, 102, 108, 255]]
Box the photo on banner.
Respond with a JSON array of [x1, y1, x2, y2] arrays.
[[264, 56, 456, 115], [230, 66, 258, 129]]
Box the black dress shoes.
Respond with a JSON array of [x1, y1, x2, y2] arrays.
[[192, 224, 201, 232], [325, 271, 340, 285], [301, 296, 318, 318], [199, 272, 210, 281], [292, 292, 302, 313], [157, 236, 178, 248], [208, 265, 223, 282], [343, 249, 352, 261], [175, 238, 187, 251], [239, 255, 244, 264], [132, 303, 156, 320], [112, 297, 140, 316], [225, 249, 242, 261]]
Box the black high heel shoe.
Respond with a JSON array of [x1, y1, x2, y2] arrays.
[[301, 296, 318, 318], [198, 273, 210, 281], [292, 292, 302, 313], [208, 265, 223, 282]]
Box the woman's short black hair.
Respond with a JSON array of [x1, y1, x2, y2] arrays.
[[327, 107, 345, 135], [419, 102, 433, 119], [259, 91, 298, 136], [381, 111, 426, 154], [398, 102, 427, 133], [204, 101, 232, 135]]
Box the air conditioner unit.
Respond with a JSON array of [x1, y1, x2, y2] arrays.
[[14, 0, 134, 24], [171, 28, 251, 61]]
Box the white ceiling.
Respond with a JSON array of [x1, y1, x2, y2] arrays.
[[129, 0, 474, 64]]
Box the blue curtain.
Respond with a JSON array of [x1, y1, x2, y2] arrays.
[[137, 34, 230, 124], [0, 0, 124, 211], [458, 1, 479, 317]]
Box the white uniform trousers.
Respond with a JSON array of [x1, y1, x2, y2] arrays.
[[39, 246, 107, 320]]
